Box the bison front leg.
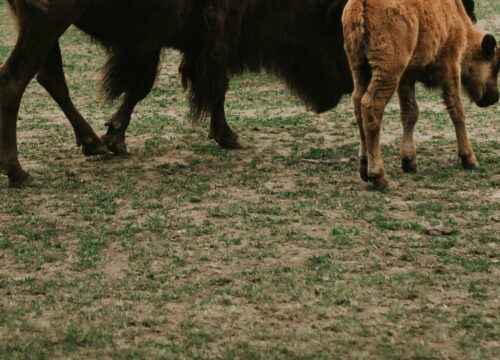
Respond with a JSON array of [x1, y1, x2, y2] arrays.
[[0, 9, 74, 186], [36, 43, 108, 156], [442, 66, 478, 170], [0, 64, 34, 187], [209, 96, 244, 149], [398, 74, 419, 173]]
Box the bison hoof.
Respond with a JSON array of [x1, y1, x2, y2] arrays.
[[213, 134, 245, 150], [82, 138, 109, 157], [359, 157, 369, 182], [460, 155, 478, 170], [102, 134, 127, 154], [402, 156, 417, 173], [9, 172, 34, 188]]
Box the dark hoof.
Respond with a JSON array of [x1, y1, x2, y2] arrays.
[[402, 156, 417, 173], [359, 157, 369, 182], [82, 138, 109, 157], [213, 134, 245, 150], [460, 155, 478, 170], [102, 134, 127, 154], [9, 173, 34, 188], [367, 175, 389, 190]]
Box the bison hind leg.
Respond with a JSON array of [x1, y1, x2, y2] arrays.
[[0, 12, 74, 186], [208, 98, 245, 150], [101, 49, 161, 154]]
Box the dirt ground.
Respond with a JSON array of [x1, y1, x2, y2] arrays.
[[0, 1, 499, 359]]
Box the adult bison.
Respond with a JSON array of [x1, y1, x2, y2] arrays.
[[343, 0, 499, 188], [0, 0, 352, 187]]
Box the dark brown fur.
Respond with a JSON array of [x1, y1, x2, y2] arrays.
[[1, 0, 352, 186]]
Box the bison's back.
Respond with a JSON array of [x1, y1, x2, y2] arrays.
[[74, 0, 194, 51]]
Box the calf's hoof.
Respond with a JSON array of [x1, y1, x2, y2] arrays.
[[102, 134, 127, 154], [82, 137, 109, 157], [368, 175, 389, 190], [367, 167, 389, 190], [8, 172, 34, 188], [359, 157, 369, 182], [402, 156, 417, 173], [460, 155, 478, 170]]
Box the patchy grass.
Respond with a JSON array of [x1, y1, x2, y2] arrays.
[[0, 2, 499, 359]]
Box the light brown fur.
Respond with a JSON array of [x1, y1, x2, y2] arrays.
[[343, 0, 500, 188]]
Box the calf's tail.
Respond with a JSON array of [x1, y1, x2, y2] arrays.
[[342, 0, 368, 63]]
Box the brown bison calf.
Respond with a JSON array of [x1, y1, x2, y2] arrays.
[[343, 0, 499, 188]]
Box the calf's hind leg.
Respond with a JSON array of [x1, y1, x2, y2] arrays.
[[36, 43, 108, 156], [361, 68, 403, 188], [398, 73, 419, 173]]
